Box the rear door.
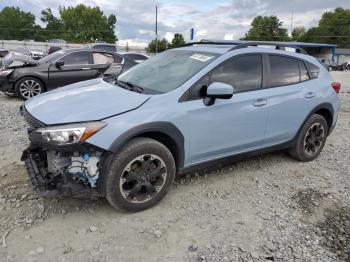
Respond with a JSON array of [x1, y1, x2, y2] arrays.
[[89, 52, 116, 78], [263, 55, 319, 145], [48, 51, 93, 88], [103, 54, 126, 77]]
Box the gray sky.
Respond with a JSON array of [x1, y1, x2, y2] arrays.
[[1, 0, 350, 45]]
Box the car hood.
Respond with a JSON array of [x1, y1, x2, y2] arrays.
[[2, 52, 39, 69], [24, 78, 151, 125]]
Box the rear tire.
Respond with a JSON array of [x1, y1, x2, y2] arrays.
[[15, 77, 44, 100], [289, 114, 328, 162], [104, 137, 176, 212]]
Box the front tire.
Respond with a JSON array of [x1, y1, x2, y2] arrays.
[[15, 77, 44, 100], [289, 114, 328, 162], [104, 138, 176, 212]]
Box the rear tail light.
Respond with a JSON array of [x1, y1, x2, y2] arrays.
[[331, 82, 341, 94]]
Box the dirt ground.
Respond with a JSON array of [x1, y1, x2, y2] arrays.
[[0, 72, 349, 262]]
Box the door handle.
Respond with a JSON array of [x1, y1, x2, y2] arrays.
[[253, 99, 267, 107], [82, 67, 91, 70], [305, 92, 316, 99]]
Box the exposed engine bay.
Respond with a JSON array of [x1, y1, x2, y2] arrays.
[[22, 147, 104, 198]]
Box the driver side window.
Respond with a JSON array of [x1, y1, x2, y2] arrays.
[[185, 54, 263, 101]]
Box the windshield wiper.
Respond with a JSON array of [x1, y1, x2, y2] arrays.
[[116, 80, 144, 93]]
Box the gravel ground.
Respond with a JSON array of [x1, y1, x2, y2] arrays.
[[0, 72, 349, 262]]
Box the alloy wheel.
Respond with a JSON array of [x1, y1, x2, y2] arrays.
[[19, 80, 42, 99], [119, 154, 167, 203], [303, 123, 325, 156]]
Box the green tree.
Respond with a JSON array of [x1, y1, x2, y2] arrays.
[[170, 33, 185, 48], [58, 4, 117, 43], [245, 15, 289, 41], [0, 7, 39, 40], [302, 7, 350, 47], [291, 26, 306, 42], [40, 8, 63, 40], [146, 38, 169, 53]]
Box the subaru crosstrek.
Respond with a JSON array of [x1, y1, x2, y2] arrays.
[[21, 41, 341, 212]]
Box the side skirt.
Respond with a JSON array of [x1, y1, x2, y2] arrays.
[[178, 140, 294, 175]]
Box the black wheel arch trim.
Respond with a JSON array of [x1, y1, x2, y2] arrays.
[[108, 121, 185, 169], [298, 102, 334, 137]]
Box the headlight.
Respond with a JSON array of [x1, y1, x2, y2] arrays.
[[33, 122, 106, 146]]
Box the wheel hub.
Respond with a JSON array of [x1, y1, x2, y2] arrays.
[[304, 123, 325, 156], [120, 154, 167, 203]]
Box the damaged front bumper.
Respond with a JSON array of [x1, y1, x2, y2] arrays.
[[21, 145, 103, 199]]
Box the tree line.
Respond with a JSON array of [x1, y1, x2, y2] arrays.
[[0, 5, 349, 48], [244, 8, 350, 48], [0, 5, 117, 43]]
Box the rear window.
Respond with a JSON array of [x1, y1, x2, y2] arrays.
[[306, 62, 320, 79], [269, 55, 300, 87]]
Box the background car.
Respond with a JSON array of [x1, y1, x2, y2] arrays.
[[0, 47, 9, 57], [29, 48, 45, 60], [318, 58, 336, 71], [121, 52, 150, 63], [48, 46, 62, 54], [0, 49, 136, 100]]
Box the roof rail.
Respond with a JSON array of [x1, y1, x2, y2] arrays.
[[181, 40, 237, 47], [181, 40, 309, 55], [229, 41, 308, 54]]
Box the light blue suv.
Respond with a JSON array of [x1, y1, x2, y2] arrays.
[[21, 41, 341, 211]]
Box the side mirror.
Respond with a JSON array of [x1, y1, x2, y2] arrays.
[[204, 82, 234, 106], [55, 61, 64, 68]]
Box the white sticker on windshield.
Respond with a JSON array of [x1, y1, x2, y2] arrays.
[[190, 54, 213, 62]]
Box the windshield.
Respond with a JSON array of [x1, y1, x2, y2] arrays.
[[117, 50, 219, 93], [38, 50, 66, 64]]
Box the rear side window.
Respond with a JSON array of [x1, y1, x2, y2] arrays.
[[306, 62, 320, 79], [299, 61, 310, 82], [269, 55, 300, 87], [92, 52, 114, 64], [210, 55, 263, 92]]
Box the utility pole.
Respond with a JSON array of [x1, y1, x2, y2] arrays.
[[290, 11, 294, 34], [155, 5, 158, 54]]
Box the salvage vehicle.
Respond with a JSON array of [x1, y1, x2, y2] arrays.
[[0, 49, 136, 100], [21, 41, 341, 212]]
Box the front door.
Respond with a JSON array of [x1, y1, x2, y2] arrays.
[[48, 51, 94, 89], [183, 54, 270, 164]]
